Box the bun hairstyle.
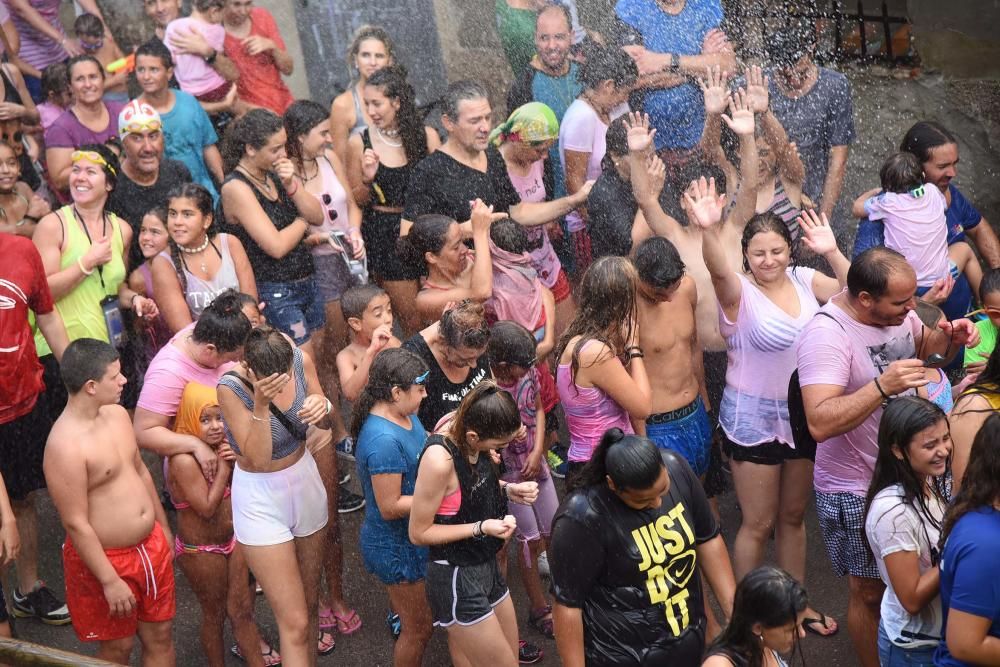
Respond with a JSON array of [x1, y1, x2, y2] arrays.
[[573, 429, 664, 493], [191, 289, 252, 353], [349, 347, 429, 441], [243, 325, 293, 378], [440, 300, 490, 351]]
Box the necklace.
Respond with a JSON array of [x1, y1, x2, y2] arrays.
[[180, 235, 211, 272], [237, 163, 273, 194], [376, 127, 402, 147], [300, 158, 319, 182]]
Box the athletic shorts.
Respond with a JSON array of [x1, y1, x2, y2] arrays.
[[426, 558, 509, 627], [645, 397, 712, 477], [0, 394, 54, 501], [722, 434, 811, 466], [231, 449, 328, 546], [815, 491, 880, 579], [0, 579, 7, 623], [550, 268, 571, 303], [64, 523, 176, 642], [195, 81, 234, 103]]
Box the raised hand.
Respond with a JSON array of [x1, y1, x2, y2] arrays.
[[683, 176, 727, 229], [746, 64, 770, 113], [721, 88, 755, 136], [623, 112, 656, 153], [798, 209, 837, 256], [272, 158, 296, 189], [470, 198, 506, 234], [361, 148, 380, 183], [698, 65, 730, 116], [645, 153, 666, 199], [248, 367, 290, 407], [368, 323, 393, 354]]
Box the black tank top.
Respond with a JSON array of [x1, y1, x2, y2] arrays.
[[223, 170, 313, 283], [362, 129, 413, 207], [0, 66, 21, 104], [422, 434, 507, 566]]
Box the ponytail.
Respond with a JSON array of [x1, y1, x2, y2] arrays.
[[573, 429, 663, 492], [349, 348, 428, 441], [447, 381, 521, 459]]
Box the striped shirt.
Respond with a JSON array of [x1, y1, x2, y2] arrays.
[[8, 0, 68, 70]]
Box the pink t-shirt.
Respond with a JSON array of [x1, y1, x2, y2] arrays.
[[559, 99, 628, 232], [136, 324, 235, 417], [865, 185, 948, 288], [164, 17, 227, 97], [796, 296, 923, 495], [506, 159, 561, 288], [718, 267, 817, 447]]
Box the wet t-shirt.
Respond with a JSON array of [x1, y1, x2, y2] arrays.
[[402, 332, 490, 431], [549, 450, 719, 667], [403, 147, 520, 224]]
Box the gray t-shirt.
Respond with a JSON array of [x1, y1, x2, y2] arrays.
[[768, 67, 855, 202]]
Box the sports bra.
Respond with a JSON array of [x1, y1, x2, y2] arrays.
[[437, 487, 461, 516]]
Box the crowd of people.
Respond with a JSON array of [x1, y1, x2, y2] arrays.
[[0, 0, 998, 666]]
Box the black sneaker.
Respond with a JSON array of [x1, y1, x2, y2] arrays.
[[335, 436, 356, 462], [518, 639, 543, 664], [12, 582, 71, 625], [338, 469, 351, 486], [338, 489, 365, 514]]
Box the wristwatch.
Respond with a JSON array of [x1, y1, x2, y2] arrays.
[[669, 52, 681, 72], [204, 48, 218, 65]]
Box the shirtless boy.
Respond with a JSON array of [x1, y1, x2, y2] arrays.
[[44, 339, 175, 666], [336, 285, 400, 402]]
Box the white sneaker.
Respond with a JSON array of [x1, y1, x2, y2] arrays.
[[537, 551, 550, 577]]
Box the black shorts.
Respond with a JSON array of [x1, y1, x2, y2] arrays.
[[722, 433, 811, 466], [0, 393, 55, 501], [0, 578, 7, 623], [426, 558, 509, 627]]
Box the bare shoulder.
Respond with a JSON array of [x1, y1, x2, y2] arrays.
[[419, 440, 455, 474], [330, 92, 353, 117], [578, 339, 614, 367]]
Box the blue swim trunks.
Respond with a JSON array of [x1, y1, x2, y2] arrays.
[[645, 397, 712, 477]]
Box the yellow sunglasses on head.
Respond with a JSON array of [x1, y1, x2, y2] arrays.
[[120, 118, 163, 136], [71, 150, 116, 176]]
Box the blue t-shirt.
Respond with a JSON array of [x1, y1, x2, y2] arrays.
[[615, 0, 722, 150], [356, 413, 428, 548], [532, 62, 582, 198], [935, 507, 1000, 666], [159, 89, 219, 202], [945, 183, 982, 244]]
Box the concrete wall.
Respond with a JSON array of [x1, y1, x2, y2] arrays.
[[908, 0, 1000, 78], [255, 0, 309, 99]]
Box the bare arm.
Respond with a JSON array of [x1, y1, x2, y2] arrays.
[[329, 94, 356, 164], [583, 342, 652, 421], [819, 145, 849, 218], [134, 407, 218, 478], [218, 383, 275, 469], [169, 454, 231, 519], [150, 255, 193, 334], [35, 309, 69, 362], [562, 149, 591, 222], [949, 395, 990, 490], [346, 133, 372, 206], [44, 146, 72, 192], [688, 281, 710, 409], [221, 179, 309, 258], [537, 287, 556, 362], [553, 603, 585, 667], [227, 234, 258, 301], [945, 609, 1000, 664], [760, 111, 805, 185], [203, 144, 224, 185], [723, 91, 759, 232], [966, 220, 1000, 269], [509, 189, 588, 227], [696, 535, 736, 620], [852, 187, 881, 218], [32, 212, 91, 301], [882, 550, 939, 616], [797, 210, 850, 302], [371, 473, 413, 521], [624, 113, 684, 241], [409, 446, 473, 546], [2, 63, 38, 124], [8, 0, 69, 50], [133, 443, 170, 542]]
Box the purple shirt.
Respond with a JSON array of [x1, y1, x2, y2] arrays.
[[44, 100, 127, 149]]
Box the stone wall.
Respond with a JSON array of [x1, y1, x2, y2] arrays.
[[908, 0, 1000, 79]]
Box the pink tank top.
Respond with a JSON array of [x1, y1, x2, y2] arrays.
[[311, 155, 351, 256], [556, 339, 634, 463]]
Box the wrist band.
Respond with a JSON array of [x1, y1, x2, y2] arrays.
[[286, 179, 298, 196], [77, 257, 94, 275], [250, 413, 265, 423], [874, 377, 891, 405], [324, 397, 333, 415], [473, 520, 483, 538], [130, 293, 141, 310], [503, 482, 512, 499]]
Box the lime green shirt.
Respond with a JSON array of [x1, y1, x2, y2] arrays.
[[495, 0, 538, 76], [964, 317, 998, 366]]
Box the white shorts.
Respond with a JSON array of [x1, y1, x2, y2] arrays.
[[232, 449, 329, 546]]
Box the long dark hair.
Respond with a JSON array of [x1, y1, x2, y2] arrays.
[[899, 121, 957, 164], [396, 214, 454, 267], [554, 256, 638, 386], [741, 211, 796, 274], [366, 65, 427, 164], [166, 183, 216, 294], [349, 347, 428, 441], [953, 343, 1000, 418], [707, 567, 808, 667], [447, 381, 521, 460], [222, 109, 284, 173], [863, 397, 949, 561], [282, 99, 328, 164], [574, 429, 663, 492], [940, 413, 1000, 549]]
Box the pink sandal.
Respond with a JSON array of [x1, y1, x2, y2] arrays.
[[319, 607, 362, 635]]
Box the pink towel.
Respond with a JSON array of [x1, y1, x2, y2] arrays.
[[486, 239, 543, 331]]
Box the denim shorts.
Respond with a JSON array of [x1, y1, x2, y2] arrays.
[[645, 397, 712, 476], [878, 621, 937, 666], [360, 537, 428, 586], [259, 277, 326, 345], [312, 253, 359, 304]]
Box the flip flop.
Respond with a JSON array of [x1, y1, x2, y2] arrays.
[[802, 613, 839, 637], [333, 609, 363, 634], [318, 630, 337, 655], [231, 642, 282, 666]]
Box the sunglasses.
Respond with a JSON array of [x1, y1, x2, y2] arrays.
[[71, 150, 116, 176], [120, 118, 163, 136]]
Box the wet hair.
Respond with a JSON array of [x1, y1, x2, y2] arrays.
[[135, 37, 174, 69], [952, 343, 1000, 417], [577, 46, 638, 91], [879, 152, 924, 194], [900, 121, 957, 164], [442, 80, 490, 122], [488, 320, 537, 369], [847, 246, 911, 299], [191, 289, 252, 353], [864, 397, 948, 564], [707, 566, 808, 667], [741, 212, 795, 274], [447, 381, 522, 459], [165, 183, 216, 293], [396, 214, 454, 266], [601, 118, 629, 172], [634, 236, 685, 289], [575, 430, 663, 492], [489, 218, 529, 255], [283, 99, 329, 164], [766, 22, 816, 68], [349, 347, 429, 441], [73, 13, 103, 38], [67, 54, 106, 81], [221, 108, 284, 173], [536, 2, 572, 33], [103, 135, 122, 159], [243, 325, 293, 378], [61, 338, 120, 394], [130, 204, 167, 265], [238, 292, 259, 310], [554, 256, 638, 387], [440, 300, 490, 351], [979, 268, 1000, 299], [341, 284, 388, 322], [940, 413, 1000, 550], [346, 25, 396, 75], [192, 0, 224, 11], [41, 62, 70, 100], [366, 65, 428, 164], [75, 143, 119, 191]]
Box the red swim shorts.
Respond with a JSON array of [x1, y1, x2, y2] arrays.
[[550, 268, 571, 304], [64, 522, 176, 642]]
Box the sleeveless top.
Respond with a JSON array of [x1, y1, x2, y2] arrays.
[[361, 129, 412, 207], [704, 647, 788, 667], [135, 262, 172, 363], [349, 87, 366, 136], [311, 155, 351, 256], [766, 180, 802, 242], [223, 171, 313, 283], [218, 347, 309, 460], [958, 382, 1000, 411], [421, 434, 507, 566], [159, 233, 239, 319], [35, 205, 126, 356], [0, 65, 22, 105]]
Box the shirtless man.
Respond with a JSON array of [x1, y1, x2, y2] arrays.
[[44, 339, 175, 666]]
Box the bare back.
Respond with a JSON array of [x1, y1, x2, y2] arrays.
[[638, 276, 702, 412]]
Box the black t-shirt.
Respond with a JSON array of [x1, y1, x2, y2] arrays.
[[402, 332, 490, 431], [403, 146, 520, 223], [549, 450, 720, 667]]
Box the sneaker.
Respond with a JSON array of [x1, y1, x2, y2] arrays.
[[335, 436, 356, 462], [338, 469, 351, 486], [546, 446, 568, 479], [11, 582, 71, 625], [518, 639, 543, 664], [386, 611, 402, 640], [338, 489, 365, 514], [537, 551, 550, 578]]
